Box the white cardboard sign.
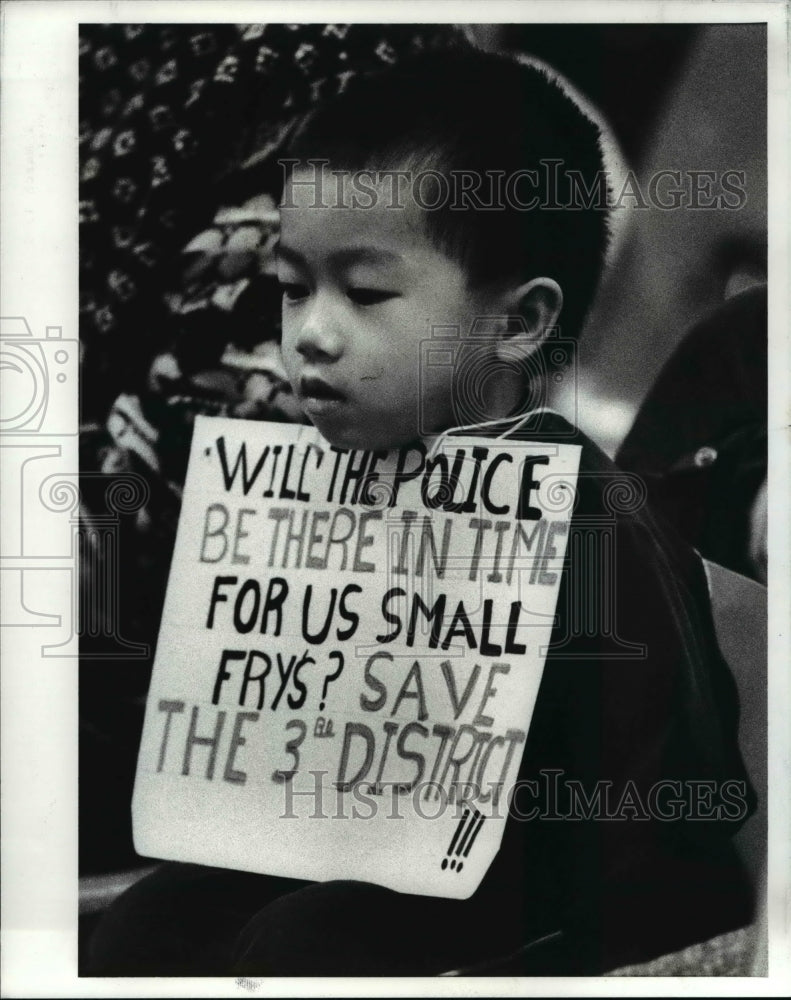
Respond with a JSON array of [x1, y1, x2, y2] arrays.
[[133, 416, 580, 899]]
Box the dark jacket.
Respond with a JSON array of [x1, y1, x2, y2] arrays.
[[463, 410, 756, 972]]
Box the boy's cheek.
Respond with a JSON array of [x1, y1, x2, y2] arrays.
[[278, 340, 300, 387]]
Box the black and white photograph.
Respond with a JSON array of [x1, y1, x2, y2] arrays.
[[1, 1, 789, 994]]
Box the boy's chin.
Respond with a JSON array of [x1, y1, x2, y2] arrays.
[[306, 416, 416, 454]]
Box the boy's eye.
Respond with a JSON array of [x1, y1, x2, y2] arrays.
[[346, 288, 398, 306], [279, 282, 309, 302]]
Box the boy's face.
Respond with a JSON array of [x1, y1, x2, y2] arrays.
[[278, 168, 498, 452]]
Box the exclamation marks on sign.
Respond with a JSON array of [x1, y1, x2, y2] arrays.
[[441, 804, 485, 872]]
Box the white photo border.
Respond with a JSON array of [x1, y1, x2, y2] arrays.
[[1, 1, 788, 996]]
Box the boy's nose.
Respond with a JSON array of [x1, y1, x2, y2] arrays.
[[294, 303, 343, 363]]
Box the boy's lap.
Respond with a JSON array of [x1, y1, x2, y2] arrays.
[[87, 847, 752, 976], [87, 862, 531, 976], [231, 878, 532, 976], [87, 862, 308, 975]]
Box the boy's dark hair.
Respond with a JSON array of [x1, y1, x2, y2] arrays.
[[284, 47, 610, 341]]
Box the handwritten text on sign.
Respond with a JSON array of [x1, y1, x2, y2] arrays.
[[133, 417, 580, 898]]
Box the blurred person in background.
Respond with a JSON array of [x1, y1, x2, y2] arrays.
[[617, 284, 767, 585]]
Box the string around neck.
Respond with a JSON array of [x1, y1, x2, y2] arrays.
[[425, 407, 552, 460]]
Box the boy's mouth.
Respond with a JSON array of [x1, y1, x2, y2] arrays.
[[300, 375, 347, 411]]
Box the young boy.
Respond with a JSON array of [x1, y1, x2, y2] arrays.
[[90, 48, 755, 976]]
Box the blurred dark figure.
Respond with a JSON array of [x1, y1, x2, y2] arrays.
[[617, 284, 767, 583]]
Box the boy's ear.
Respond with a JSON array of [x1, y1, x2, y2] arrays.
[[494, 277, 563, 361]]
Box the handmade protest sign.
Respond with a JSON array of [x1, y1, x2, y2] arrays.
[[133, 416, 580, 899]]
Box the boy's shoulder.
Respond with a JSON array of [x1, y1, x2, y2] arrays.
[[472, 409, 752, 798]]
